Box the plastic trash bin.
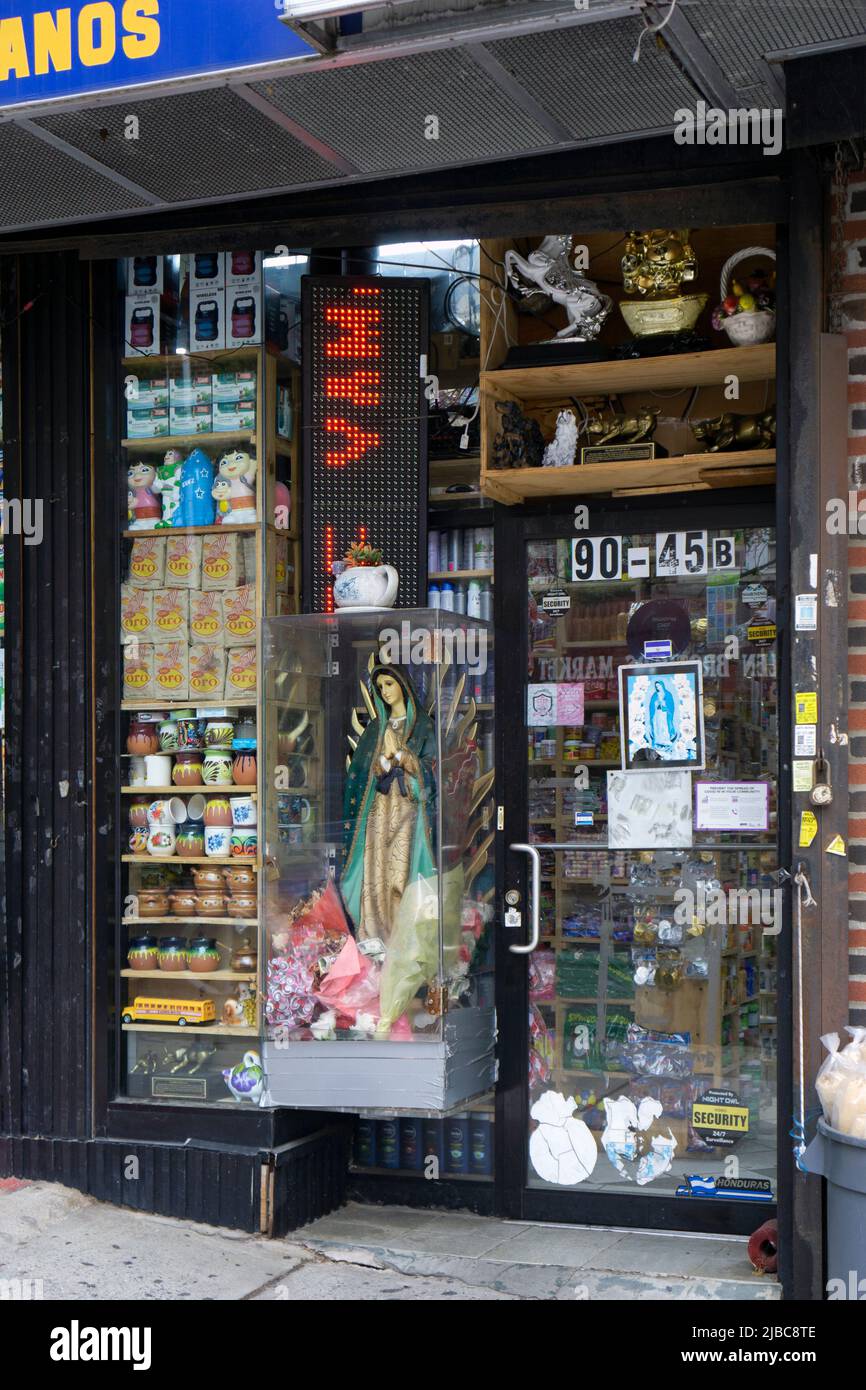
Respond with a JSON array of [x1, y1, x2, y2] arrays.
[[804, 1118, 866, 1294]]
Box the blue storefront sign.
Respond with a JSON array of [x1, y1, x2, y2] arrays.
[[0, 1, 315, 109]]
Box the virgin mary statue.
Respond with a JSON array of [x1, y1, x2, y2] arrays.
[[340, 665, 437, 943]]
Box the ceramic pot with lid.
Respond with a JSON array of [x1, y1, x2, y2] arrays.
[[226, 894, 257, 919], [195, 891, 226, 916], [223, 864, 256, 893], [192, 865, 225, 892], [137, 889, 170, 917], [169, 890, 198, 917], [230, 938, 257, 973]]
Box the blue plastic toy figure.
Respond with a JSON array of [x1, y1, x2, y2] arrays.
[[177, 448, 216, 528]]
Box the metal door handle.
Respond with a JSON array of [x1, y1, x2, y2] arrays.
[[508, 843, 540, 954]]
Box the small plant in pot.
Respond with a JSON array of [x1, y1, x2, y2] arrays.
[[332, 541, 399, 610]]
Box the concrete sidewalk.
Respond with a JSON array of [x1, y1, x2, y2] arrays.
[[0, 1182, 780, 1301]]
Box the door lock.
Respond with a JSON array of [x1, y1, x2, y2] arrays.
[[505, 889, 521, 907]]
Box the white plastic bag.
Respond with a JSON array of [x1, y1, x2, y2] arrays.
[[816, 1030, 866, 1137]]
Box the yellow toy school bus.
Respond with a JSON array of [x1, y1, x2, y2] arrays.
[[122, 997, 216, 1027]]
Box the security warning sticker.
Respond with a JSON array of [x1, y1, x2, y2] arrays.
[[826, 835, 847, 857], [691, 1089, 749, 1148], [795, 692, 818, 724], [799, 810, 818, 847]]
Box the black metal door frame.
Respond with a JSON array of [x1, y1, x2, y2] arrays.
[[493, 490, 788, 1239]]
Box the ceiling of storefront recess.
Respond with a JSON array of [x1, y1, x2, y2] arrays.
[[0, 0, 864, 235]]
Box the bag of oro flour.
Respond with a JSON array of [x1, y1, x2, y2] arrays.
[[165, 535, 202, 589], [128, 536, 165, 589], [120, 585, 154, 645], [123, 643, 155, 699], [151, 589, 189, 642], [202, 533, 240, 590], [222, 586, 257, 645], [189, 590, 226, 645], [152, 642, 189, 701], [225, 646, 257, 699], [189, 644, 226, 701]]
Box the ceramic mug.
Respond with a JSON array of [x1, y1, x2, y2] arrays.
[[128, 757, 147, 787], [145, 754, 173, 787], [204, 826, 232, 858], [203, 751, 233, 786], [176, 821, 205, 858], [291, 796, 311, 824], [205, 720, 234, 748], [186, 794, 207, 822], [231, 797, 257, 827], [204, 796, 233, 827], [147, 824, 176, 857], [128, 798, 150, 830], [230, 829, 257, 859], [147, 797, 186, 826], [176, 717, 205, 750], [158, 719, 179, 751], [128, 827, 149, 855]]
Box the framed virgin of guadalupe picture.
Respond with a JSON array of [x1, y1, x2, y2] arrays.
[[618, 660, 705, 771]]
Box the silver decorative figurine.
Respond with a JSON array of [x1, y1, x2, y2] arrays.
[[504, 235, 612, 345]]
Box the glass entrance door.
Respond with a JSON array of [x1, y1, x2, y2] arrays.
[[499, 505, 780, 1231]]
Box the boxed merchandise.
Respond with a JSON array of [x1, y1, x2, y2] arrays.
[[128, 375, 169, 408], [226, 285, 262, 348], [213, 399, 256, 433], [151, 588, 189, 642], [211, 370, 257, 403], [127, 405, 169, 438], [189, 590, 225, 645], [222, 586, 258, 645], [190, 288, 225, 351], [202, 533, 241, 590], [188, 643, 226, 701], [169, 402, 212, 436], [164, 534, 202, 589], [125, 294, 160, 356], [128, 256, 164, 296], [225, 646, 257, 700], [128, 537, 166, 589], [152, 641, 189, 701], [188, 252, 225, 291], [225, 249, 262, 287], [123, 642, 155, 699], [170, 372, 212, 407], [120, 585, 154, 644], [242, 535, 256, 585]]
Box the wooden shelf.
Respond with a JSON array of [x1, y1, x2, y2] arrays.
[[123, 918, 258, 928], [485, 343, 775, 402], [122, 1023, 258, 1036], [123, 855, 257, 866], [121, 700, 257, 711], [122, 522, 258, 539], [482, 449, 775, 504], [122, 970, 256, 981], [122, 347, 260, 370], [121, 787, 257, 796], [429, 570, 493, 581], [122, 431, 257, 453]]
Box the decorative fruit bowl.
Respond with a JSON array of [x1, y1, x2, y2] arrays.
[[713, 247, 776, 346]]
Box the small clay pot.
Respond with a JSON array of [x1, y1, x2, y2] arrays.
[[204, 796, 233, 828], [226, 895, 257, 919], [158, 936, 189, 971], [187, 936, 222, 973], [169, 891, 198, 917], [202, 751, 233, 786], [127, 934, 159, 971], [232, 752, 257, 786], [173, 751, 204, 787], [176, 822, 205, 858], [195, 891, 226, 916], [128, 798, 150, 830], [127, 719, 160, 756], [230, 938, 257, 973], [192, 866, 225, 892], [137, 890, 170, 917], [223, 865, 256, 893], [205, 721, 234, 748]]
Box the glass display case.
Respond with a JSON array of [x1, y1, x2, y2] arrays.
[[261, 608, 496, 1110]]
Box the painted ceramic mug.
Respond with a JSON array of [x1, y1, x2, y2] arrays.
[[204, 826, 232, 858], [203, 751, 233, 786], [230, 829, 257, 859], [128, 798, 150, 830], [147, 824, 176, 857], [128, 827, 149, 856], [176, 821, 205, 857], [176, 717, 205, 750], [205, 720, 234, 748], [204, 796, 233, 827], [231, 797, 257, 827], [158, 719, 179, 752]]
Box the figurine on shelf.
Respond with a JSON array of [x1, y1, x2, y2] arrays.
[[177, 447, 216, 528], [622, 229, 697, 298], [339, 664, 436, 947], [222, 1050, 265, 1103], [213, 449, 257, 524], [618, 228, 708, 355], [691, 410, 776, 453], [127, 460, 161, 530], [491, 400, 545, 470], [541, 410, 579, 468], [152, 449, 183, 528], [581, 401, 660, 446], [504, 235, 612, 344]]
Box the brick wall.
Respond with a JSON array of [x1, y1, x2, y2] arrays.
[[843, 171, 866, 1027]]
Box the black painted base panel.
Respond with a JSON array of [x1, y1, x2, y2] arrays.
[[347, 1170, 495, 1216]]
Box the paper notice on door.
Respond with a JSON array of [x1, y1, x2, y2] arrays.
[[694, 781, 769, 832], [527, 683, 585, 727], [794, 725, 817, 757], [792, 761, 813, 793], [799, 811, 818, 847]]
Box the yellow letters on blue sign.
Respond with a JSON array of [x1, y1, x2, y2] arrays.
[[0, 2, 161, 83]]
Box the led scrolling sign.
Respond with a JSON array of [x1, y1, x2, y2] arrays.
[[302, 275, 429, 612]]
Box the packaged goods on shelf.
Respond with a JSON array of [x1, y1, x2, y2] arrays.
[[164, 534, 202, 589], [169, 403, 212, 435], [128, 375, 169, 408], [120, 585, 154, 644], [241, 535, 256, 586], [128, 256, 164, 296], [128, 536, 166, 588], [213, 399, 256, 432], [225, 646, 257, 700], [190, 288, 225, 351], [152, 641, 189, 701], [556, 951, 634, 1000], [189, 589, 226, 645], [565, 1008, 632, 1071], [188, 644, 227, 701], [275, 535, 289, 593], [212, 370, 257, 403], [226, 250, 262, 287], [127, 406, 169, 438], [201, 533, 242, 590], [227, 286, 263, 348], [151, 588, 189, 642], [125, 293, 160, 357], [222, 586, 258, 645], [169, 372, 211, 407], [123, 642, 155, 699], [188, 252, 225, 291]]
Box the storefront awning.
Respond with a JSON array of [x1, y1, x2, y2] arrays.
[[0, 0, 862, 237]]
